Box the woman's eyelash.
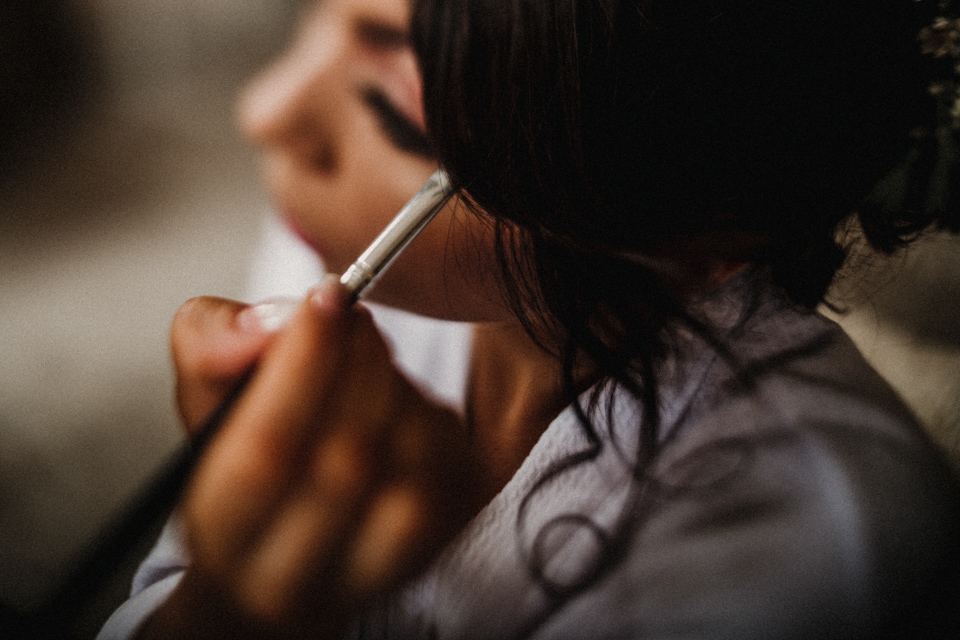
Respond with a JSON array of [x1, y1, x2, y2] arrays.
[[361, 88, 435, 159]]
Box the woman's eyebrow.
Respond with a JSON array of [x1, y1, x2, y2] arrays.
[[360, 87, 435, 159]]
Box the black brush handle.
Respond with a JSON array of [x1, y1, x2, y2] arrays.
[[31, 370, 251, 640]]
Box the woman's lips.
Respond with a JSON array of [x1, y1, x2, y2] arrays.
[[279, 206, 331, 261]]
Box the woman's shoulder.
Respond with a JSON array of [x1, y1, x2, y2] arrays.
[[535, 347, 960, 638], [588, 290, 960, 639]]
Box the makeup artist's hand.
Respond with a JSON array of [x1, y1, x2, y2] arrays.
[[142, 277, 477, 640]]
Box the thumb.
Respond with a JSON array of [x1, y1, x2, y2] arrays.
[[171, 296, 299, 433]]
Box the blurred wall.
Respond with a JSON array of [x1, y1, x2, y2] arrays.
[[0, 0, 295, 628]]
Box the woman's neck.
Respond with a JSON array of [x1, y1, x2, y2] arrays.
[[465, 321, 571, 502]]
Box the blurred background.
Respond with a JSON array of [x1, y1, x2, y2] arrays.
[[0, 0, 297, 634], [0, 0, 958, 637]]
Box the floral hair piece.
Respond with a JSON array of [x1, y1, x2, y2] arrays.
[[860, 0, 960, 240], [919, 0, 960, 129]]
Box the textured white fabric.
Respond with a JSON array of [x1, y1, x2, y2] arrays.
[[98, 224, 960, 639], [349, 271, 960, 639], [96, 516, 186, 640]]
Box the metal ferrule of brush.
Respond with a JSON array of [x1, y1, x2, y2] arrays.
[[340, 169, 453, 302]]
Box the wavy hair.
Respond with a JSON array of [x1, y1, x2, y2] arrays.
[[411, 0, 958, 613], [412, 0, 957, 405]]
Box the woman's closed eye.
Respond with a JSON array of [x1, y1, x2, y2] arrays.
[[361, 87, 435, 160]]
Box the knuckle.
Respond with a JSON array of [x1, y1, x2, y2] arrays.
[[346, 484, 428, 594], [236, 579, 294, 627], [311, 433, 374, 499]]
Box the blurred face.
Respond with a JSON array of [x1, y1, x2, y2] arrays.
[[238, 0, 507, 321]]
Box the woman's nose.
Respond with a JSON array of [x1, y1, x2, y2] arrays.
[[236, 18, 346, 173]]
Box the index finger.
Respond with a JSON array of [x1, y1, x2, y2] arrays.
[[183, 277, 365, 561]]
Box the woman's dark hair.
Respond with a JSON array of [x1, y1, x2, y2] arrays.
[[412, 0, 956, 399], [411, 0, 957, 606]]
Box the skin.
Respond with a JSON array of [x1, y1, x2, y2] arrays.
[[138, 1, 570, 637], [236, 0, 505, 321]]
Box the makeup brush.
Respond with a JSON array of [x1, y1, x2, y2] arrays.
[[29, 170, 453, 640]]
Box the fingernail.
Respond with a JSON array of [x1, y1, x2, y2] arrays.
[[237, 297, 301, 333], [309, 273, 349, 311]]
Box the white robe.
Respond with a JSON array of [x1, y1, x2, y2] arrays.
[[99, 221, 960, 640]]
